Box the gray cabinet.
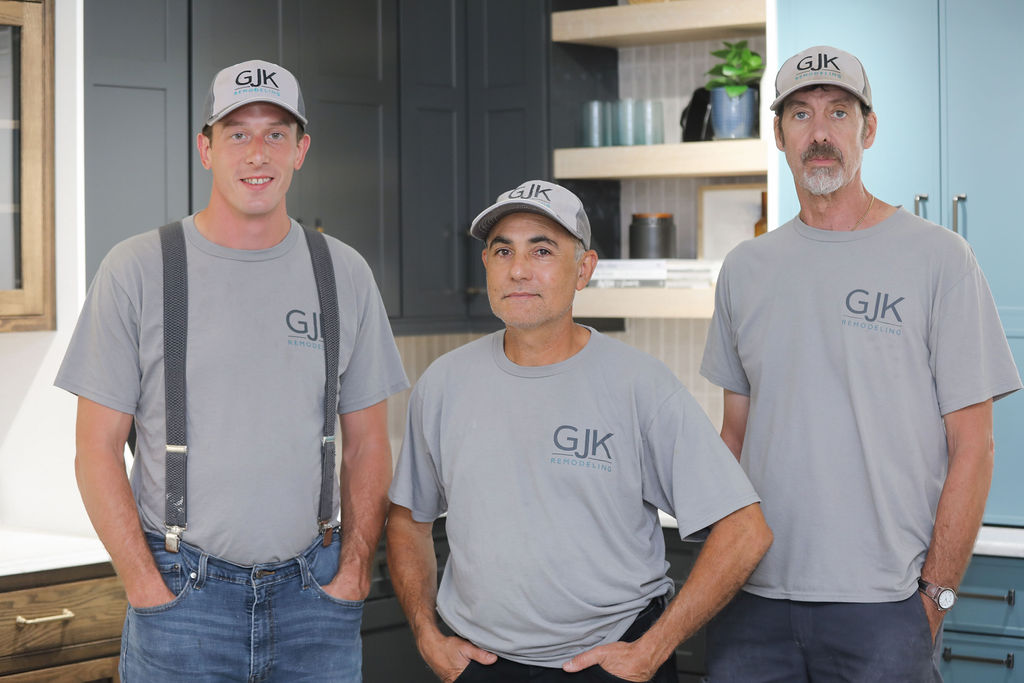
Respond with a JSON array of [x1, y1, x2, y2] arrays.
[[190, 1, 402, 315], [397, 0, 549, 330], [83, 0, 189, 284], [87, 0, 549, 332]]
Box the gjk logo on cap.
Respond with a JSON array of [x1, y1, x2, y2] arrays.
[[770, 45, 871, 112], [469, 180, 592, 249], [203, 59, 308, 128]]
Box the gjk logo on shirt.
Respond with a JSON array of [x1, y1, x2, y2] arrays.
[[845, 289, 904, 323], [286, 308, 324, 349], [552, 425, 614, 461]]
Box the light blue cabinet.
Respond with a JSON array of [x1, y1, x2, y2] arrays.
[[776, 0, 1024, 525], [941, 554, 1024, 681], [774, 0, 940, 227]]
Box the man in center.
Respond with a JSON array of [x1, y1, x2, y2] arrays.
[[387, 179, 772, 682]]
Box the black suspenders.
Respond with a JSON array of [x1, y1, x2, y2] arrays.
[[157, 221, 340, 553]]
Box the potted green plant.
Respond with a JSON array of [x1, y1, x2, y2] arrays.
[[705, 40, 764, 139]]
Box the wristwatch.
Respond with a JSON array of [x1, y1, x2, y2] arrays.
[[918, 578, 957, 611]]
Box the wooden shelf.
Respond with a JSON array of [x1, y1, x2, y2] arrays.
[[574, 286, 715, 319], [554, 139, 767, 180], [552, 0, 765, 48]]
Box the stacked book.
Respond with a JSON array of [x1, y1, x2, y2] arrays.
[[588, 259, 721, 289]]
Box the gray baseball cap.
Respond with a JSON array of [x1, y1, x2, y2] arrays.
[[469, 180, 592, 249], [770, 45, 871, 112], [203, 59, 307, 128]]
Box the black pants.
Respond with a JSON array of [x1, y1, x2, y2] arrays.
[[453, 597, 677, 682]]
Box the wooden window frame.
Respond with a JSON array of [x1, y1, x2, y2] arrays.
[[0, 0, 54, 332]]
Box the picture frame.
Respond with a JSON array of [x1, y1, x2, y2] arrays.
[[697, 183, 766, 260]]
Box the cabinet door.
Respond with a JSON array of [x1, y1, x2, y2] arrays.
[[943, 0, 1024, 325], [189, 1, 287, 215], [774, 0, 940, 224], [296, 0, 401, 315], [84, 0, 189, 283], [939, 630, 1022, 682], [464, 0, 550, 320], [942, 0, 1024, 525], [985, 338, 1024, 525], [399, 0, 469, 321]]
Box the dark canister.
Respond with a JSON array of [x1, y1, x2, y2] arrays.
[[629, 213, 676, 258]]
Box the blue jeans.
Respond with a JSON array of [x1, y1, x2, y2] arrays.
[[706, 591, 942, 682], [119, 531, 363, 682]]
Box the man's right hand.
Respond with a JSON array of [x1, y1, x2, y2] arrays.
[[126, 575, 177, 609], [418, 631, 497, 683]]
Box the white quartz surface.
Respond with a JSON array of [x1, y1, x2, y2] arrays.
[[659, 513, 1024, 559], [2, 519, 1023, 578], [973, 525, 1024, 558], [0, 528, 110, 577]]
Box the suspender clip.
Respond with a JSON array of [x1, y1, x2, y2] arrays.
[[320, 520, 336, 547], [164, 525, 186, 553]]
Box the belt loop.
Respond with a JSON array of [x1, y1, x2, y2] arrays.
[[194, 553, 209, 590], [296, 552, 312, 590]]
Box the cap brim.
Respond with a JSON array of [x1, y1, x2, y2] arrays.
[[770, 82, 870, 112], [469, 200, 572, 243], [206, 98, 308, 127]]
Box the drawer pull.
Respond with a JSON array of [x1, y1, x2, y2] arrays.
[[960, 589, 1015, 606], [942, 647, 1014, 669], [15, 608, 76, 626]]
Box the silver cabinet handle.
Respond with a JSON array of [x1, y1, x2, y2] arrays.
[[961, 588, 1016, 606], [914, 194, 928, 217], [952, 193, 967, 233]]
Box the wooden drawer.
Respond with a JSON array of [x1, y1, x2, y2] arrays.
[[939, 630, 1024, 682], [944, 555, 1024, 638], [0, 655, 118, 682], [0, 576, 126, 675]]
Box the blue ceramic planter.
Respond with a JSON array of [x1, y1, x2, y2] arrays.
[[710, 87, 757, 139]]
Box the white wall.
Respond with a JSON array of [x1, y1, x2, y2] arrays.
[[0, 1, 91, 535]]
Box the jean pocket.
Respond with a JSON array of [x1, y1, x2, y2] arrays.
[[129, 561, 192, 615], [307, 577, 366, 609], [592, 665, 638, 682], [452, 660, 479, 682]]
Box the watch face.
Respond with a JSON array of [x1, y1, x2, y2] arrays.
[[938, 589, 956, 610]]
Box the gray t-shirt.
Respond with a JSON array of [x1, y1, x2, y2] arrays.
[[56, 216, 409, 564], [389, 329, 758, 667], [701, 208, 1021, 602]]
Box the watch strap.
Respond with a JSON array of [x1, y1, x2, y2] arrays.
[[918, 577, 956, 611]]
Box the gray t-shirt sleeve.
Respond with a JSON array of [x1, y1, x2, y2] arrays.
[[700, 254, 750, 396], [389, 384, 446, 522], [930, 255, 1022, 414], [55, 238, 146, 414], [640, 386, 760, 541], [332, 243, 409, 415]]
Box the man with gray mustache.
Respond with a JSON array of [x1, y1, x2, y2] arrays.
[[700, 45, 1021, 681]]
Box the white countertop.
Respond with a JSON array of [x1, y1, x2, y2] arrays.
[[659, 512, 1024, 559], [973, 525, 1024, 558], [0, 528, 110, 577], [2, 520, 1024, 578]]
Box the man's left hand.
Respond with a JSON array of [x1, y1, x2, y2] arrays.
[[322, 568, 371, 602], [920, 593, 944, 643], [562, 641, 658, 682]]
